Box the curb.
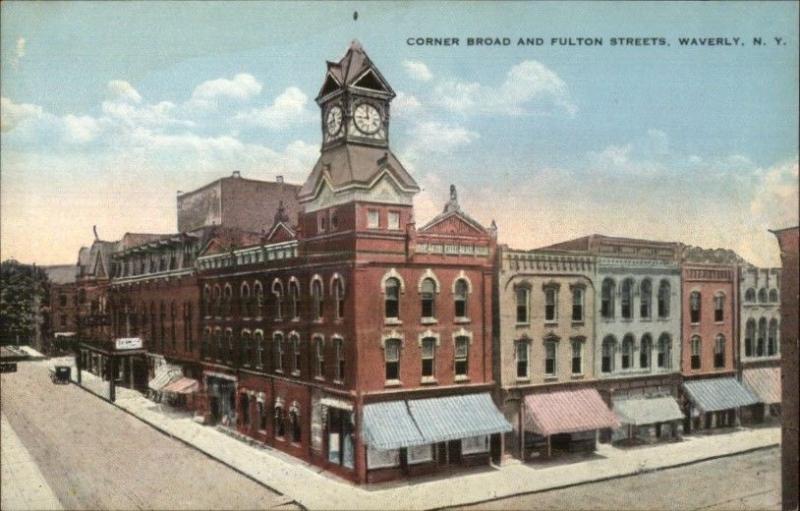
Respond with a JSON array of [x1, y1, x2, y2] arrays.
[[68, 378, 306, 510], [432, 443, 780, 511]]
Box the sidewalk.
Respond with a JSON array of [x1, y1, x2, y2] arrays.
[[51, 358, 781, 510], [0, 414, 63, 511]]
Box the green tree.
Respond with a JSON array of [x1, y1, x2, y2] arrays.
[[0, 259, 48, 345]]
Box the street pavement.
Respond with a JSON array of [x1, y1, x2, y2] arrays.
[[450, 446, 782, 510], [0, 361, 298, 510]]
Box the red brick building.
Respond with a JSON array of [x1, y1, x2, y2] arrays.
[[43, 264, 79, 352], [195, 41, 510, 484]]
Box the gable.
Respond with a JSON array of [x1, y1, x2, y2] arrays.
[[201, 238, 228, 256], [93, 251, 107, 278], [420, 212, 487, 236], [318, 73, 341, 99], [267, 222, 295, 243], [353, 70, 389, 92]]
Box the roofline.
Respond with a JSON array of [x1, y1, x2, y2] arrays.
[[177, 175, 301, 200], [768, 225, 799, 234]]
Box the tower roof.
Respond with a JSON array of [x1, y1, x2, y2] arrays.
[[317, 40, 395, 101]]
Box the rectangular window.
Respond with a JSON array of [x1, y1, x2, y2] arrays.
[[367, 446, 400, 469], [516, 341, 529, 379], [545, 341, 556, 375], [385, 340, 400, 381], [461, 435, 489, 455], [292, 337, 301, 374], [572, 289, 583, 321], [571, 340, 582, 374], [407, 444, 433, 465], [335, 338, 345, 382], [315, 338, 325, 379], [714, 295, 724, 322], [455, 337, 469, 377], [387, 211, 400, 230], [516, 288, 529, 324], [421, 337, 436, 378], [367, 209, 380, 229], [544, 288, 557, 322], [714, 337, 725, 368]]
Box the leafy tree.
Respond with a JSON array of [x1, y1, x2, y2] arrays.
[[0, 259, 48, 345]]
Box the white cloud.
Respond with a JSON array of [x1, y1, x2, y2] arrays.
[[234, 87, 314, 130], [0, 96, 43, 132], [750, 159, 799, 228], [107, 80, 142, 103], [392, 91, 422, 118], [431, 60, 576, 116], [10, 37, 26, 69], [402, 60, 433, 82], [189, 73, 262, 108], [63, 114, 102, 143], [406, 121, 479, 155]]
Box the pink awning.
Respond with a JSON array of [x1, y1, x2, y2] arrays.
[[524, 389, 620, 436], [162, 377, 199, 395]]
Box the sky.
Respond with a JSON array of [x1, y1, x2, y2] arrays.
[[1, 1, 798, 267]]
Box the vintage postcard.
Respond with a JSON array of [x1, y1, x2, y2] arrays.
[[1, 2, 798, 510]]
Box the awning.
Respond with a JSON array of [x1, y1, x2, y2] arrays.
[[682, 377, 760, 413], [362, 401, 425, 450], [148, 365, 183, 391], [320, 396, 353, 411], [162, 377, 199, 395], [524, 389, 620, 436], [406, 393, 512, 444], [742, 367, 781, 404], [613, 396, 685, 426]]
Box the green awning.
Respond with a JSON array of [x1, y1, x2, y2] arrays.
[[362, 401, 425, 450], [613, 396, 685, 426], [683, 378, 759, 413], [407, 393, 512, 444]]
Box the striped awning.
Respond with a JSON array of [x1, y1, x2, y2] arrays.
[[407, 393, 512, 444], [613, 396, 685, 426], [148, 365, 183, 391], [524, 389, 620, 436], [742, 367, 781, 404], [682, 377, 760, 413], [162, 377, 199, 395], [362, 401, 425, 450]]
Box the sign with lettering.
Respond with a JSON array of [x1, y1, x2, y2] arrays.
[[115, 337, 143, 350]]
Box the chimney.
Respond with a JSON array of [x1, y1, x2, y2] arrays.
[[276, 175, 284, 183], [232, 170, 241, 178]]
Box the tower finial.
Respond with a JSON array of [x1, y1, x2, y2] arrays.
[[444, 184, 460, 213]]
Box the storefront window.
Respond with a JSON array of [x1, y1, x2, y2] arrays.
[[407, 444, 434, 464], [327, 407, 355, 469], [461, 435, 489, 455], [367, 445, 400, 469]]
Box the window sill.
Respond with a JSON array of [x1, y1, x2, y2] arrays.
[[454, 375, 470, 383], [384, 379, 402, 388], [571, 320, 585, 326], [640, 318, 652, 322], [515, 322, 530, 328], [314, 376, 325, 382], [421, 318, 438, 325], [571, 374, 585, 379], [543, 376, 558, 382], [420, 377, 438, 385], [454, 317, 471, 324], [515, 377, 531, 383], [275, 369, 284, 375], [384, 318, 402, 326], [291, 370, 300, 377], [544, 321, 558, 327], [620, 318, 634, 323], [291, 318, 301, 323], [690, 322, 700, 326], [312, 319, 324, 325], [333, 379, 345, 385]]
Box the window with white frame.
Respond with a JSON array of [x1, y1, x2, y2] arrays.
[[407, 444, 433, 464], [384, 278, 400, 319], [367, 209, 380, 229], [367, 445, 399, 468], [516, 286, 530, 323], [454, 279, 469, 318], [714, 293, 725, 322], [544, 340, 557, 376], [544, 287, 558, 322], [690, 336, 702, 369], [387, 211, 400, 230], [420, 278, 436, 319], [621, 334, 635, 370], [385, 339, 401, 381], [640, 334, 652, 369], [290, 333, 301, 374], [274, 333, 284, 372], [461, 435, 489, 455], [272, 280, 284, 320], [255, 331, 264, 367], [334, 277, 345, 320], [454, 336, 469, 377], [421, 337, 436, 378], [311, 279, 323, 321], [714, 334, 725, 368], [571, 339, 583, 374], [515, 339, 529, 379], [572, 287, 584, 322], [314, 336, 325, 379], [334, 337, 345, 382], [289, 279, 300, 320], [640, 279, 652, 319]]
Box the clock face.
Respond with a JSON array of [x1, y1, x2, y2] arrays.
[[326, 105, 343, 136], [353, 103, 382, 135]]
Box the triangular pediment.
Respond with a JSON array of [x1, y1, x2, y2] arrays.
[[201, 238, 227, 257], [93, 251, 107, 278], [318, 73, 341, 99], [353, 69, 389, 93], [419, 210, 487, 236], [267, 222, 296, 243]]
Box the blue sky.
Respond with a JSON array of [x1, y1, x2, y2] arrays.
[[1, 1, 798, 266]]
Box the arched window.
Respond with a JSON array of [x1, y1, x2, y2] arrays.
[[223, 284, 233, 317], [334, 337, 345, 382], [224, 328, 234, 364], [201, 328, 211, 359], [601, 279, 615, 318], [714, 293, 725, 322], [255, 331, 265, 368], [240, 282, 251, 318], [769, 289, 779, 302], [601, 336, 616, 373], [289, 279, 300, 320], [420, 278, 436, 319], [455, 336, 470, 377], [272, 280, 284, 320], [516, 286, 530, 323], [640, 279, 652, 319], [253, 281, 264, 318], [768, 319, 779, 356], [544, 340, 557, 375], [214, 328, 223, 361], [384, 338, 401, 381], [274, 405, 285, 438], [689, 291, 701, 324], [421, 337, 436, 378], [621, 334, 635, 370], [640, 334, 653, 369], [454, 279, 469, 318], [333, 276, 345, 320], [273, 332, 284, 372], [714, 334, 725, 368], [241, 330, 253, 366], [658, 334, 672, 369], [290, 332, 301, 374], [289, 407, 301, 443], [758, 288, 768, 303], [658, 280, 671, 318], [311, 278, 323, 321], [757, 318, 767, 356], [745, 319, 755, 357], [745, 288, 756, 302], [621, 279, 634, 319], [314, 336, 325, 379], [690, 336, 701, 370], [203, 285, 212, 318], [385, 278, 400, 319], [213, 285, 221, 317]]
